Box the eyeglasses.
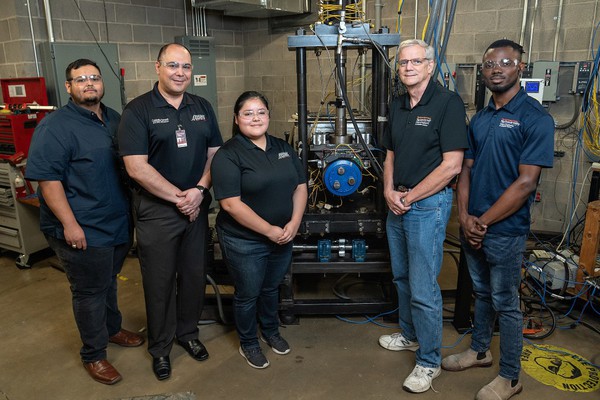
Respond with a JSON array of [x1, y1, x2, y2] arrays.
[[482, 59, 519, 70], [158, 61, 193, 71], [238, 109, 269, 120], [68, 75, 102, 85], [398, 58, 430, 68]]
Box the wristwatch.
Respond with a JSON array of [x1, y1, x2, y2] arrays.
[[195, 185, 208, 196]]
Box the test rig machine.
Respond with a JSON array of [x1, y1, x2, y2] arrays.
[[280, 19, 400, 321]]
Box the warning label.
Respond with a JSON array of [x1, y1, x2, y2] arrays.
[[521, 344, 599, 393]]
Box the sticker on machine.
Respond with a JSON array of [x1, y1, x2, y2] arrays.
[[521, 344, 599, 393]]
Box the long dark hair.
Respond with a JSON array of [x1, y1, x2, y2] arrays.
[[232, 91, 270, 136]]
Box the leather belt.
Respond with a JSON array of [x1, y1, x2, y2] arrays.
[[395, 185, 411, 193], [395, 183, 454, 193]]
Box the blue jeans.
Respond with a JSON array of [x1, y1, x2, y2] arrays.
[[386, 187, 452, 368], [461, 232, 526, 381], [46, 235, 130, 362], [217, 226, 292, 349]]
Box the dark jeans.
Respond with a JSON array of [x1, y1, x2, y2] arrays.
[[217, 226, 292, 349], [46, 235, 130, 362]]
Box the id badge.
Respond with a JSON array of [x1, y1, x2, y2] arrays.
[[176, 127, 187, 148]]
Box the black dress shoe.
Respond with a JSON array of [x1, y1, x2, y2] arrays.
[[152, 356, 171, 381], [177, 339, 209, 361]]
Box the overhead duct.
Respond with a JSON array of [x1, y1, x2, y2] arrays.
[[195, 0, 309, 18]]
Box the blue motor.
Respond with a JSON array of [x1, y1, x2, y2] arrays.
[[323, 159, 362, 196]]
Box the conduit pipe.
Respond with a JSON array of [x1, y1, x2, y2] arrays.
[[527, 0, 538, 66], [42, 0, 54, 43], [552, 0, 564, 61], [26, 0, 40, 76], [588, 0, 599, 60], [520, 0, 529, 46]]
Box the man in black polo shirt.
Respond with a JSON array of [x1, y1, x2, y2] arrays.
[[377, 39, 468, 394], [26, 58, 144, 385], [118, 43, 223, 380]]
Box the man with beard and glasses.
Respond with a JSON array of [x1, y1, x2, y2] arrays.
[[26, 59, 144, 385], [441, 39, 554, 400]]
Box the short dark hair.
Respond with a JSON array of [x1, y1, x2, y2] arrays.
[[232, 91, 270, 136], [65, 59, 101, 81], [485, 39, 525, 58], [156, 43, 191, 61]]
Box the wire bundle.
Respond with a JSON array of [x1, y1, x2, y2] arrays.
[[319, 0, 365, 25]]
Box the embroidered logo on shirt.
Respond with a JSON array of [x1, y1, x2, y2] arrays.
[[278, 152, 290, 159], [415, 116, 431, 127], [499, 118, 520, 128], [152, 118, 169, 124], [191, 114, 206, 121]]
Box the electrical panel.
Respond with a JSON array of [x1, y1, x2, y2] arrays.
[[532, 61, 560, 102], [175, 36, 218, 118], [572, 61, 593, 95], [520, 78, 545, 104]]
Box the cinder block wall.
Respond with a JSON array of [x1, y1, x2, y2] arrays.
[[1, 0, 599, 235]]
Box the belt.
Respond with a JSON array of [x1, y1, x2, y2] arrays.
[[395, 183, 454, 193]]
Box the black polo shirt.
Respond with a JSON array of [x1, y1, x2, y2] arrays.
[[118, 83, 223, 190], [382, 79, 468, 188], [211, 133, 306, 242], [26, 100, 130, 247]]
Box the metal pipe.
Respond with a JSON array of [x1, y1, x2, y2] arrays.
[[588, 0, 599, 60], [520, 0, 529, 46], [184, 0, 188, 36], [374, 0, 383, 30], [424, 0, 441, 44], [359, 0, 368, 111], [296, 29, 309, 176], [26, 0, 40, 76], [42, 0, 55, 43], [527, 0, 538, 66], [552, 0, 564, 61], [415, 0, 419, 39]]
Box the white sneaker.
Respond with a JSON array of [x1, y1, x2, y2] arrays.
[[378, 332, 419, 351], [402, 364, 441, 393]]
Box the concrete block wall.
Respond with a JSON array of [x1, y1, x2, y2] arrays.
[[1, 0, 600, 236]]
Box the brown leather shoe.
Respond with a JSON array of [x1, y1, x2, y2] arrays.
[[83, 360, 122, 385], [109, 329, 145, 347]]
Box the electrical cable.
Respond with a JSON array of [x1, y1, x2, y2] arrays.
[[70, 0, 120, 81]]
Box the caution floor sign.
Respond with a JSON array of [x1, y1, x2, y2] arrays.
[[521, 344, 599, 393]]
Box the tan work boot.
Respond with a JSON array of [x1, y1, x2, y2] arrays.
[[442, 348, 493, 371], [476, 375, 523, 400]]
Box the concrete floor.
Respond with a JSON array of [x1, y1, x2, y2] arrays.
[[0, 251, 599, 400]]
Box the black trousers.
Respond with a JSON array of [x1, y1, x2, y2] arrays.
[[133, 191, 209, 358]]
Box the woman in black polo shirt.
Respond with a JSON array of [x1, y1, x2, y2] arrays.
[[211, 91, 307, 369]]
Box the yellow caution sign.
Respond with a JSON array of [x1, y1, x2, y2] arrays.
[[521, 344, 599, 393]]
